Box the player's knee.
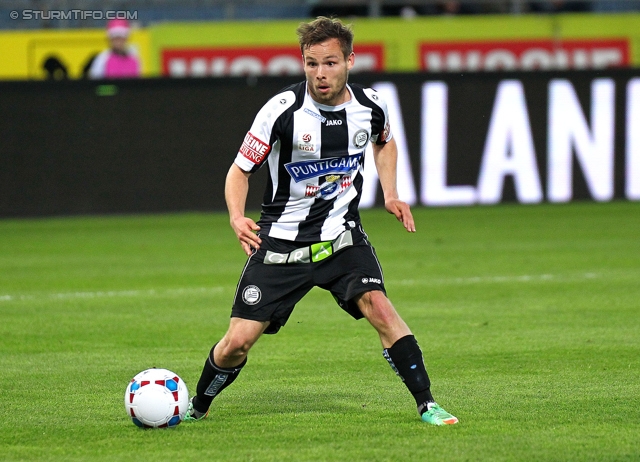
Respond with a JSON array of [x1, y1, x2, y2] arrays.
[[369, 290, 391, 308], [358, 290, 384, 308], [359, 291, 397, 323], [217, 335, 253, 362]]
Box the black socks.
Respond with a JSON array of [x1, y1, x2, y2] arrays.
[[383, 335, 434, 410], [193, 345, 247, 415]]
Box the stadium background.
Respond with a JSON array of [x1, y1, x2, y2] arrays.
[[0, 2, 639, 217]]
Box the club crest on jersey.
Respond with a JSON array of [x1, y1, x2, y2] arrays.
[[353, 129, 369, 148], [285, 152, 363, 183], [298, 131, 317, 152]]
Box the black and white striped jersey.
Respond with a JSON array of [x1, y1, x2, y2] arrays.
[[234, 81, 392, 243]]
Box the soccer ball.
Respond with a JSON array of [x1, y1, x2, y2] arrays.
[[124, 368, 189, 428]]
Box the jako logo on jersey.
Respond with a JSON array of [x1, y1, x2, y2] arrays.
[[326, 119, 343, 126], [361, 277, 382, 284], [240, 132, 270, 164], [285, 152, 363, 183], [298, 131, 316, 152]]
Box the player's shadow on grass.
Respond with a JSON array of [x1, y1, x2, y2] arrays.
[[227, 388, 407, 421]]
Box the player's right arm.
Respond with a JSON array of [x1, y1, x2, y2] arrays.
[[225, 164, 261, 256], [227, 88, 296, 254]]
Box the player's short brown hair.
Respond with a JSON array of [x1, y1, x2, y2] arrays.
[[296, 16, 354, 60]]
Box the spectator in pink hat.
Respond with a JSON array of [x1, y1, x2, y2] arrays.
[[88, 19, 141, 79]]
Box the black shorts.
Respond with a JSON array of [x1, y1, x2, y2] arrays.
[[231, 226, 386, 334]]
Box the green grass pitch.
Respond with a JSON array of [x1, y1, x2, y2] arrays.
[[1, 201, 639, 461]]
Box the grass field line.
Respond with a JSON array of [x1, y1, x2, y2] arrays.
[[397, 271, 602, 286], [0, 286, 225, 302], [0, 270, 623, 303]]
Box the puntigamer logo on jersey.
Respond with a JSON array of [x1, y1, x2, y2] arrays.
[[285, 152, 363, 183], [240, 132, 270, 164]]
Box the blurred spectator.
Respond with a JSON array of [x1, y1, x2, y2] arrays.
[[310, 4, 368, 18], [380, 1, 483, 16], [528, 0, 590, 12], [591, 0, 640, 11], [436, 1, 483, 14], [88, 19, 141, 79], [43, 56, 68, 80]]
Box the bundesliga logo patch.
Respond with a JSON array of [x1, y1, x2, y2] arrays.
[[298, 131, 316, 153]]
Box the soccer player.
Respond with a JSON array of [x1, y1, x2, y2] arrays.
[[185, 16, 458, 426]]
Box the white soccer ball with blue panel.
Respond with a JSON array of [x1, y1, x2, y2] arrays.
[[124, 368, 189, 428]]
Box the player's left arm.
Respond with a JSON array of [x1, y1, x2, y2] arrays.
[[372, 138, 416, 233]]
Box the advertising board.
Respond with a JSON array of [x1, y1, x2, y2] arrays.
[[149, 14, 640, 75], [0, 69, 637, 217], [161, 44, 384, 77], [420, 39, 629, 72]]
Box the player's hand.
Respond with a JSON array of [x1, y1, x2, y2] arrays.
[[385, 199, 416, 233], [231, 216, 262, 256]]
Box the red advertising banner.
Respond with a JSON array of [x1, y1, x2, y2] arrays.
[[420, 39, 630, 72], [162, 44, 385, 77]]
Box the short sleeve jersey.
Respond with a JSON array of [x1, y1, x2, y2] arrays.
[[234, 81, 392, 243]]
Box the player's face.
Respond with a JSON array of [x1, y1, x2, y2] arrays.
[[303, 38, 354, 106]]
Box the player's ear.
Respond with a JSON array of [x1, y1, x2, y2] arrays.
[[347, 52, 355, 71]]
